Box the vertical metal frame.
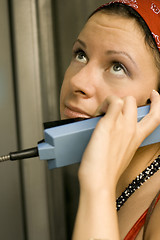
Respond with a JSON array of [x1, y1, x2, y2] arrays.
[[37, 0, 59, 122], [37, 1, 67, 239], [10, 1, 50, 239], [0, 0, 24, 239]]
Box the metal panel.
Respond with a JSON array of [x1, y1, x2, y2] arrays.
[[37, 1, 67, 239], [10, 1, 50, 239], [0, 0, 24, 239], [37, 0, 59, 122]]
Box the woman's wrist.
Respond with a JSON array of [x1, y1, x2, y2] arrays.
[[72, 187, 119, 240], [79, 172, 118, 199], [79, 186, 117, 218], [80, 185, 116, 201]]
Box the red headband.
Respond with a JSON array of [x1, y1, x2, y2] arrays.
[[96, 0, 160, 51]]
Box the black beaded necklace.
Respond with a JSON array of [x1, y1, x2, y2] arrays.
[[116, 155, 160, 211]]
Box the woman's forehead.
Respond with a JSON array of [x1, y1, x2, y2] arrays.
[[79, 13, 143, 44], [77, 12, 157, 72]]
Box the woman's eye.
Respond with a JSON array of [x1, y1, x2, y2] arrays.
[[110, 62, 127, 76], [74, 50, 88, 64]]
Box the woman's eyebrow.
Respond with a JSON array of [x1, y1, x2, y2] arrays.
[[106, 50, 137, 67], [73, 41, 137, 68], [73, 39, 87, 48]]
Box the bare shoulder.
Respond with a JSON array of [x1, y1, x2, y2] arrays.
[[144, 195, 160, 240]]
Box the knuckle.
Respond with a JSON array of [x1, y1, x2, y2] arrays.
[[108, 95, 123, 104], [124, 95, 136, 105], [114, 98, 123, 107], [124, 95, 135, 101], [128, 95, 136, 101]]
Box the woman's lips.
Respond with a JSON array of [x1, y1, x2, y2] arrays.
[[63, 106, 91, 119]]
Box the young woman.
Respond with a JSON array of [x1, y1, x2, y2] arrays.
[[60, 0, 160, 239]]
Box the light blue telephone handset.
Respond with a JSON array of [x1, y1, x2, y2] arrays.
[[38, 104, 160, 169], [1, 105, 160, 169]]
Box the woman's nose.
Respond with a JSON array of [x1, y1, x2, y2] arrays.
[[70, 65, 98, 98]]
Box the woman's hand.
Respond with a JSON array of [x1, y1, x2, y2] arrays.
[[78, 90, 160, 194], [72, 90, 160, 240]]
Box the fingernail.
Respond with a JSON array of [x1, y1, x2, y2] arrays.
[[152, 89, 159, 96]]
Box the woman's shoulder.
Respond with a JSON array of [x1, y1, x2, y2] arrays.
[[144, 191, 160, 240]]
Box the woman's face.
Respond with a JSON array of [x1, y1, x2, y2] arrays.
[[60, 12, 159, 119]]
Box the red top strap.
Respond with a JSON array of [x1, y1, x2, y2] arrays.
[[124, 192, 160, 240]]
